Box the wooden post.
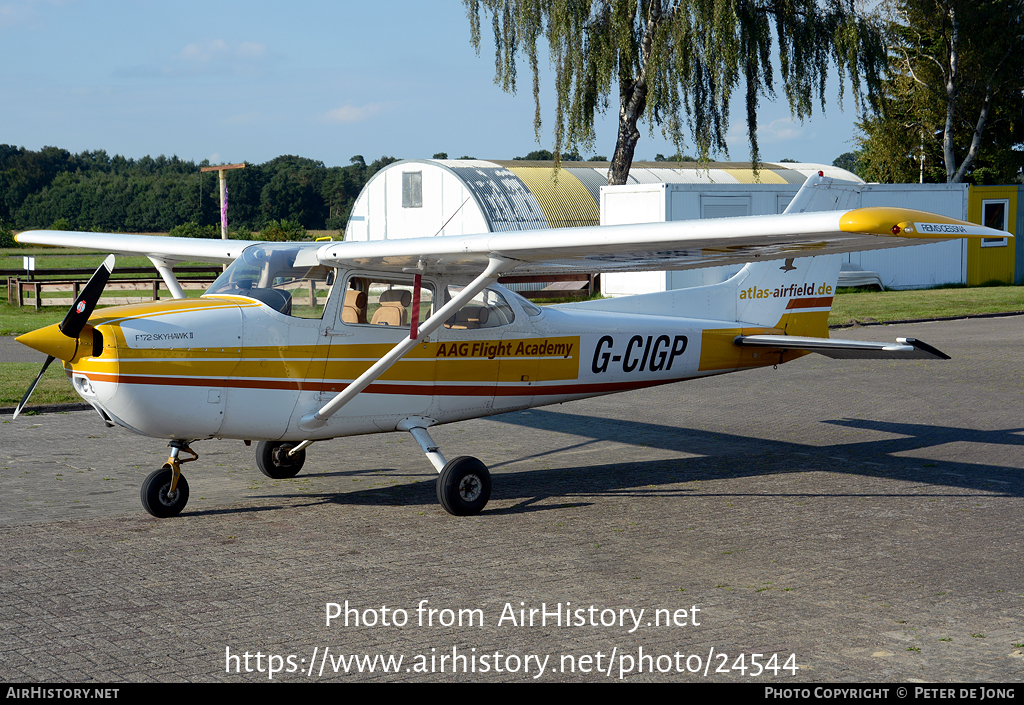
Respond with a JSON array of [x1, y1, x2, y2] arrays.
[[200, 163, 246, 240], [33, 282, 41, 311]]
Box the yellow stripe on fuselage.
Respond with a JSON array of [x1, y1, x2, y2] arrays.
[[68, 333, 582, 386], [88, 297, 260, 327]]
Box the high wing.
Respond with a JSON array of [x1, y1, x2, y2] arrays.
[[14, 231, 257, 264], [14, 231, 261, 299], [314, 207, 1007, 276], [14, 206, 1006, 279]]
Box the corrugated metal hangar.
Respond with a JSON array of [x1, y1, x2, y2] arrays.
[[344, 159, 1020, 290], [343, 159, 858, 239]]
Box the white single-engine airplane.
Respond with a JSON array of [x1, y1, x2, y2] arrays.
[[12, 175, 1009, 518]]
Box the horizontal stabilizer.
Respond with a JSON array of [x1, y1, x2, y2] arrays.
[[734, 334, 950, 360]]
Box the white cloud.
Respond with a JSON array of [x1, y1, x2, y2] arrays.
[[236, 42, 267, 59], [320, 104, 384, 124], [116, 39, 271, 79], [727, 116, 804, 148], [179, 39, 230, 64], [178, 39, 267, 66], [125, 39, 274, 78], [758, 117, 803, 143]]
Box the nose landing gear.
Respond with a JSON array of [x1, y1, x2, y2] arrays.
[[140, 441, 197, 518]]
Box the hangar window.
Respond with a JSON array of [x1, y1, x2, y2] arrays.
[[402, 171, 423, 208], [981, 199, 1009, 247]]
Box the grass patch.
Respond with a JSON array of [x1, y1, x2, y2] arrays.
[[0, 302, 66, 335], [0, 362, 81, 408], [829, 284, 1024, 326]]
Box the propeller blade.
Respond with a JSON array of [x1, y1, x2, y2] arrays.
[[13, 355, 55, 420], [60, 254, 115, 338]]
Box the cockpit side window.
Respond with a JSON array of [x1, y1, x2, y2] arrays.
[[204, 244, 334, 319]]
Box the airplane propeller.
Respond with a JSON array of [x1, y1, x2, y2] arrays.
[[13, 255, 115, 419]]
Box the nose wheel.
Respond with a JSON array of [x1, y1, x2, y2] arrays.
[[141, 465, 191, 518], [140, 441, 196, 518]]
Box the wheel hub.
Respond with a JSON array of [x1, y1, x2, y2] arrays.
[[458, 474, 482, 502], [158, 484, 179, 506], [272, 446, 298, 467]]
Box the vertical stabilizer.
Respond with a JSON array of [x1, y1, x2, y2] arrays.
[[784, 172, 864, 215], [732, 254, 841, 337]]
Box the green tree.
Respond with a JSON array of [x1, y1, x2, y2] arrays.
[[832, 150, 863, 176], [512, 148, 583, 161], [653, 152, 696, 162], [258, 219, 307, 242], [0, 221, 15, 248], [465, 0, 886, 184], [857, 0, 1024, 183], [169, 222, 219, 239]]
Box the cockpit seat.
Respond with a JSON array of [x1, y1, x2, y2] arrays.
[[445, 306, 489, 330], [371, 289, 411, 326], [342, 290, 368, 324]]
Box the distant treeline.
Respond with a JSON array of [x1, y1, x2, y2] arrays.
[[0, 145, 399, 235]]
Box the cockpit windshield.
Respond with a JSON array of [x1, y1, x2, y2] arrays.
[[204, 243, 334, 319]]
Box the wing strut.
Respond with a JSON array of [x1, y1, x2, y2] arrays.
[[147, 257, 187, 299], [297, 256, 515, 432]]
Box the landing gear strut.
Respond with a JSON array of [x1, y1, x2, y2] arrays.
[[399, 417, 491, 516], [141, 440, 197, 518]]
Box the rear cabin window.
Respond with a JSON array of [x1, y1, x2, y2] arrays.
[[443, 286, 515, 329]]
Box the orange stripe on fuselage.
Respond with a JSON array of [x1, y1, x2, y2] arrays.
[[74, 371, 693, 398], [786, 296, 833, 310]]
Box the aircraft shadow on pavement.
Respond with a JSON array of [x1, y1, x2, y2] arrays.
[[248, 409, 1023, 516]]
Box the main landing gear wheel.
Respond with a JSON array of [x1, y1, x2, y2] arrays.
[[256, 441, 306, 479], [141, 465, 190, 518], [436, 456, 491, 516]]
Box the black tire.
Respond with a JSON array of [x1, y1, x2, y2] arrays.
[[256, 441, 305, 479], [436, 456, 491, 516], [141, 465, 190, 518]]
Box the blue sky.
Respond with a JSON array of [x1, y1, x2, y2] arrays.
[[1, 0, 866, 168]]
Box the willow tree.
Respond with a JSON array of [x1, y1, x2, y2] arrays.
[[465, 0, 887, 184]]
